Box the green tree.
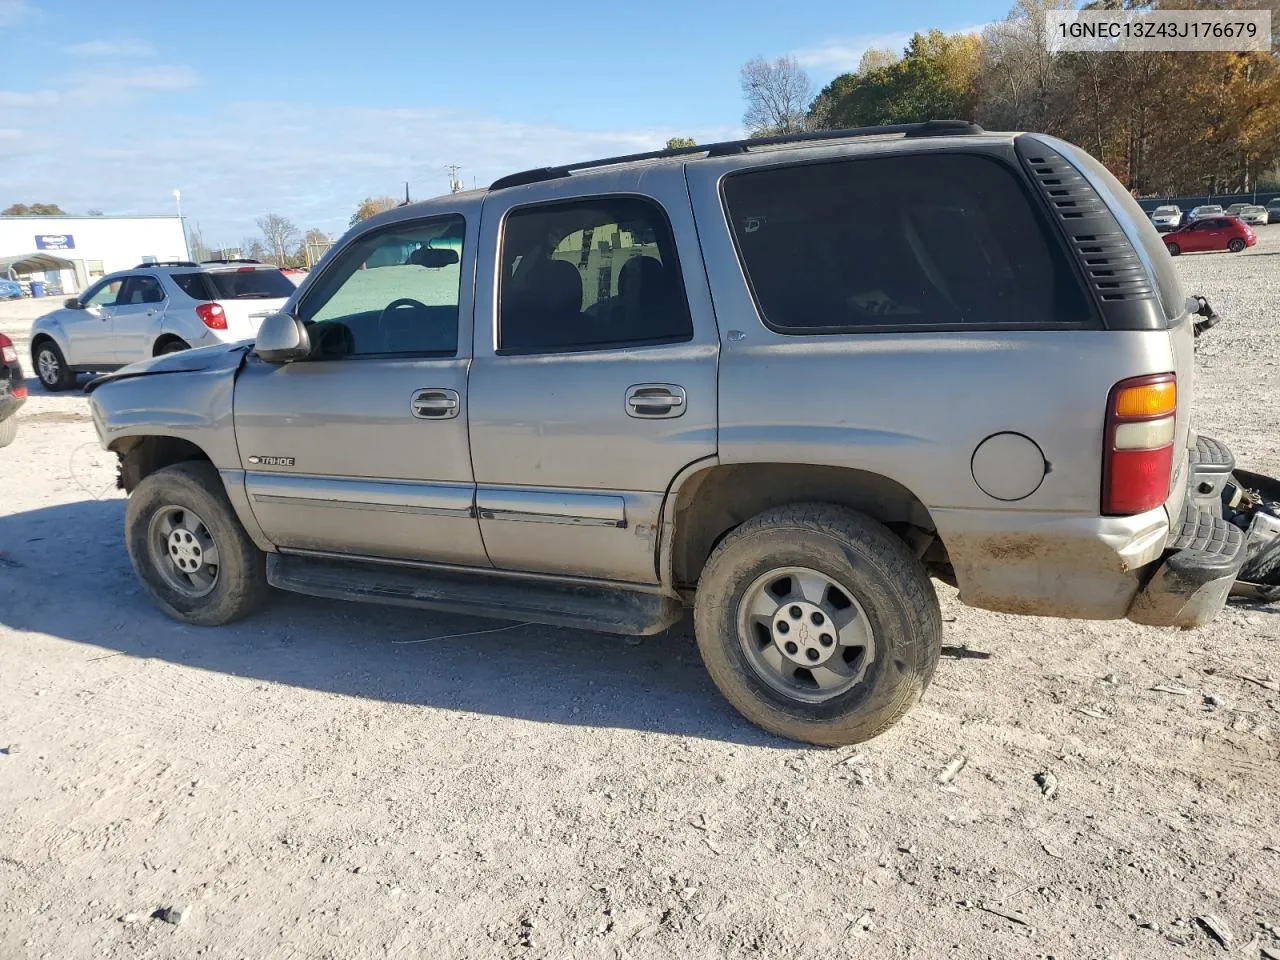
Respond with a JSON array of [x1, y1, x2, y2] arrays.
[[822, 30, 983, 129], [665, 137, 697, 148], [2, 202, 67, 215]]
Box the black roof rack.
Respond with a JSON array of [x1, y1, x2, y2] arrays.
[[134, 260, 198, 268], [489, 120, 985, 191], [200, 258, 262, 265]]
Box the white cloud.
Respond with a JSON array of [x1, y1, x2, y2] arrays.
[[65, 38, 157, 58], [0, 0, 31, 27], [793, 23, 993, 79], [0, 86, 739, 241], [0, 65, 198, 112]]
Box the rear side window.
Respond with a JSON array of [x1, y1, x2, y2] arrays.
[[499, 196, 693, 354], [206, 268, 295, 300], [118, 276, 165, 305], [171, 273, 214, 300], [722, 153, 1093, 333]]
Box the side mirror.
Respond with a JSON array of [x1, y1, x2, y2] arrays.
[[254, 312, 311, 363], [64, 297, 82, 309]]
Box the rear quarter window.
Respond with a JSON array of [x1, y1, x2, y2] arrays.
[[721, 152, 1094, 333]]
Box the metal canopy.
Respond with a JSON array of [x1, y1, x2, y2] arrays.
[[0, 252, 74, 276]]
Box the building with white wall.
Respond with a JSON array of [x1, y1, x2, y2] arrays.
[[0, 215, 189, 296]]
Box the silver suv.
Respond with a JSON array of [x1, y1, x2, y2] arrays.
[[86, 121, 1257, 745], [30, 259, 294, 390]]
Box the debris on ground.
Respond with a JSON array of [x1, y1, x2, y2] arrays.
[[937, 755, 967, 785], [154, 904, 188, 926], [1241, 675, 1280, 692], [1151, 684, 1195, 696], [1034, 771, 1059, 800], [1194, 914, 1232, 949]]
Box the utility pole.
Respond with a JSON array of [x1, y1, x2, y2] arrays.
[[445, 164, 463, 193]]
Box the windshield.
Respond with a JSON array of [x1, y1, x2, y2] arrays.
[[206, 268, 294, 300], [1199, 206, 1224, 215], [1154, 206, 1177, 215]]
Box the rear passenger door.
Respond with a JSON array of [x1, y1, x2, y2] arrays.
[[233, 206, 489, 566], [109, 274, 167, 362], [468, 168, 719, 583]]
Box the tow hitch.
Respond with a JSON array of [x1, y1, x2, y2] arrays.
[[1224, 468, 1280, 602]]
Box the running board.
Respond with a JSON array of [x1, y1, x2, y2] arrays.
[[266, 554, 683, 636]]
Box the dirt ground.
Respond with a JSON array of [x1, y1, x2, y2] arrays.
[[1, 233, 1278, 960]]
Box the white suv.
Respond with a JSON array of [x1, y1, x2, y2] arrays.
[[29, 260, 295, 391]]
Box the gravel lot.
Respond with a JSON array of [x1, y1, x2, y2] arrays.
[[1, 234, 1278, 960]]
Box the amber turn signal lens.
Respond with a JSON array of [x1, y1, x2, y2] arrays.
[[1114, 379, 1176, 419]]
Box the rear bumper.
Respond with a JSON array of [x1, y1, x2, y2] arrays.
[[1127, 436, 1246, 628]]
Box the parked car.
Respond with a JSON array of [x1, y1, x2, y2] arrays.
[[1149, 205, 1183, 232], [86, 122, 1258, 746], [1267, 198, 1280, 224], [0, 333, 27, 448], [1225, 203, 1251, 217], [1239, 205, 1269, 226], [1162, 216, 1256, 255], [1187, 204, 1225, 222], [29, 259, 295, 391]]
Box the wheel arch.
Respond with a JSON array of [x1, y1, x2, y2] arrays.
[[110, 434, 214, 493], [152, 333, 190, 356], [660, 460, 943, 593]]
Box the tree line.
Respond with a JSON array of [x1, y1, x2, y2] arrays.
[[741, 0, 1280, 196]]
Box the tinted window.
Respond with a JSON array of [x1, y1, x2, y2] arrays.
[[499, 196, 692, 353], [82, 278, 124, 307], [299, 215, 464, 357], [206, 268, 295, 300], [118, 276, 165, 305], [171, 273, 215, 300], [722, 153, 1092, 332]]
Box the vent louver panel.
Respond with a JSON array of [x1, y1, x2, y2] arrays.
[[1019, 148, 1153, 304]]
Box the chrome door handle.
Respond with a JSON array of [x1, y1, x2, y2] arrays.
[[410, 388, 460, 419], [625, 383, 686, 419]]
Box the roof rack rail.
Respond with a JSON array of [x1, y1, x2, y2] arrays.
[[200, 258, 262, 265], [489, 120, 985, 191], [134, 260, 198, 268]]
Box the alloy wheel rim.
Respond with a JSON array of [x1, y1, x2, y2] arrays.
[[37, 348, 59, 384], [147, 505, 220, 598], [736, 566, 875, 703]]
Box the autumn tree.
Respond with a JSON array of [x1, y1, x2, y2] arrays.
[[349, 196, 398, 227], [665, 137, 697, 148], [740, 56, 813, 136], [2, 202, 67, 215]]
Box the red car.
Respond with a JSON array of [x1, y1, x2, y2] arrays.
[[1163, 216, 1256, 256]]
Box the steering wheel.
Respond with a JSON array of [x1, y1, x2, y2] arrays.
[[378, 298, 431, 349]]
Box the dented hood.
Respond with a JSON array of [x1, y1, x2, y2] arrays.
[[84, 341, 251, 394]]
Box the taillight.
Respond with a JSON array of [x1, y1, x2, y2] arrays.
[[195, 302, 227, 330], [1103, 373, 1177, 515], [0, 334, 16, 364]]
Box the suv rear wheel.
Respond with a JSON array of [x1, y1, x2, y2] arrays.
[[693, 503, 942, 746], [125, 461, 270, 625]]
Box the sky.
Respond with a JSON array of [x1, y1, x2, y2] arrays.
[[0, 0, 1006, 245]]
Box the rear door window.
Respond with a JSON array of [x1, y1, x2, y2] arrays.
[[721, 153, 1093, 333], [206, 268, 296, 300]]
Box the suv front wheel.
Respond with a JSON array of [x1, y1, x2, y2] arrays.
[[125, 461, 270, 625], [693, 503, 942, 746]]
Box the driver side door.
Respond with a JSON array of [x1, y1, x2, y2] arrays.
[[233, 204, 490, 566], [62, 276, 124, 367]]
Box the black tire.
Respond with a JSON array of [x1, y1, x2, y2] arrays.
[[1228, 238, 1246, 253], [0, 417, 17, 448], [125, 461, 270, 625], [693, 503, 942, 746], [1166, 242, 1181, 257], [32, 338, 75, 391], [157, 339, 190, 355]]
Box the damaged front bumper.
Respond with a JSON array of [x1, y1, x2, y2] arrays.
[[1129, 436, 1279, 627]]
